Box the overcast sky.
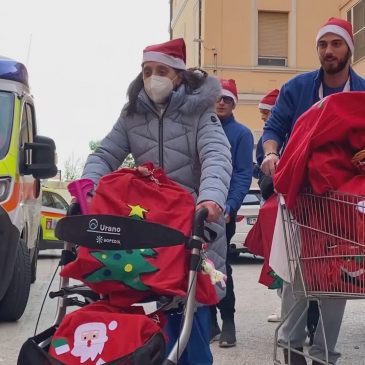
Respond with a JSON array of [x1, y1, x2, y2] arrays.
[[0, 0, 170, 174]]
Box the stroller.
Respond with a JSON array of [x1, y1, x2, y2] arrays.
[[18, 167, 221, 365]]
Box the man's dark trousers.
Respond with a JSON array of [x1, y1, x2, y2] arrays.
[[211, 218, 236, 321]]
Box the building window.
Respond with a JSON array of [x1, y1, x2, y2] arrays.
[[348, 0, 365, 62], [258, 11, 288, 67]]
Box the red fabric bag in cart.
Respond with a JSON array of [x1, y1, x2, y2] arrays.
[[245, 195, 283, 288], [48, 301, 166, 364], [274, 92, 365, 208], [338, 173, 365, 243], [307, 143, 356, 194], [271, 92, 365, 294], [61, 164, 218, 306], [299, 177, 365, 293]]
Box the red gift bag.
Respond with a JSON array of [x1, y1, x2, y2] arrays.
[[337, 176, 365, 246], [61, 164, 218, 306], [245, 195, 283, 288], [307, 143, 356, 194], [49, 301, 165, 364]]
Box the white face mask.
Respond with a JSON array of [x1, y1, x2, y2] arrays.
[[144, 75, 174, 104]]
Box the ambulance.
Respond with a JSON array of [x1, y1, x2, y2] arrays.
[[0, 56, 57, 321]]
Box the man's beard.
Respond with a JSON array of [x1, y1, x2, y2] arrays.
[[320, 49, 351, 74], [71, 342, 104, 362]]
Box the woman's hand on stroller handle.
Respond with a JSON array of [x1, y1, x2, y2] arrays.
[[68, 194, 93, 216], [67, 178, 95, 214], [196, 200, 222, 223]]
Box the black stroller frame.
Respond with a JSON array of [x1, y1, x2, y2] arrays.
[[18, 205, 210, 365]]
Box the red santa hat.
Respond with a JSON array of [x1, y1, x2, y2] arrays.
[[316, 17, 354, 54], [142, 38, 186, 70], [220, 79, 238, 104], [258, 89, 279, 110]]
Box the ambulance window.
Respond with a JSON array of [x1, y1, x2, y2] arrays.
[[20, 102, 36, 169], [0, 92, 14, 159], [20, 103, 35, 144], [42, 191, 53, 207], [20, 106, 30, 145], [52, 193, 69, 210], [25, 103, 35, 142]]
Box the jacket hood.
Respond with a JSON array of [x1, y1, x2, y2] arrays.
[[135, 75, 221, 115], [178, 75, 221, 114]]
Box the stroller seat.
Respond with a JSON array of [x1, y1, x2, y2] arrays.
[[18, 166, 219, 365]]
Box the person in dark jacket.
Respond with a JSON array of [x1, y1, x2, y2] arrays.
[[255, 89, 280, 168], [261, 17, 365, 365], [210, 78, 253, 347], [82, 38, 232, 365]]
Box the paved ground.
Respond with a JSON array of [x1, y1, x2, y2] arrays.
[[1, 251, 365, 364]]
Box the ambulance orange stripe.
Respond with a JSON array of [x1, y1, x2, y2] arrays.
[[41, 211, 65, 218], [2, 181, 20, 212]]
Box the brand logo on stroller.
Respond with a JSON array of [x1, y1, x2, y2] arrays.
[[87, 219, 121, 235], [87, 218, 121, 244], [100, 224, 121, 233], [89, 219, 98, 230]]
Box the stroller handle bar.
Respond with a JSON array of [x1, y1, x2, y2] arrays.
[[192, 208, 209, 238]]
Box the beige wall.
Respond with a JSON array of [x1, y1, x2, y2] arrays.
[[171, 0, 364, 139]]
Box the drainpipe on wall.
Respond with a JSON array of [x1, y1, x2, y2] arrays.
[[198, 0, 202, 68], [169, 0, 173, 39], [213, 49, 217, 74]]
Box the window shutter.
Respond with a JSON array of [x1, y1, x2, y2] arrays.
[[353, 0, 365, 33], [349, 0, 365, 62], [258, 12, 288, 58]]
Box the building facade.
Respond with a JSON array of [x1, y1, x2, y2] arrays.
[[170, 0, 365, 144]]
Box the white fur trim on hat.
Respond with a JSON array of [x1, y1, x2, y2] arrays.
[[258, 103, 273, 110], [316, 24, 354, 54], [142, 51, 186, 70], [221, 89, 237, 104]]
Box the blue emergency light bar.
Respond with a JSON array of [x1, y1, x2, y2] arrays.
[[0, 56, 29, 88]]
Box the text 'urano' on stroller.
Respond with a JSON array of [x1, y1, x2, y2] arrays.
[[18, 170, 219, 365]]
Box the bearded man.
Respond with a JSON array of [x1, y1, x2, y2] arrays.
[[261, 17, 365, 365]]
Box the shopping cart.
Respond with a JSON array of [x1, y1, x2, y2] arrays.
[[273, 190, 365, 365]]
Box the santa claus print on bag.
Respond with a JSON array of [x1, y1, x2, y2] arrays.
[[49, 301, 166, 364], [51, 320, 118, 364]]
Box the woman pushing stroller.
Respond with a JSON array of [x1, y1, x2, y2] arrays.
[[80, 38, 232, 365]]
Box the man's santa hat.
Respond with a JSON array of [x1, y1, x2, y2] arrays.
[[316, 17, 354, 54], [220, 79, 238, 104], [142, 38, 186, 70], [258, 89, 279, 110]]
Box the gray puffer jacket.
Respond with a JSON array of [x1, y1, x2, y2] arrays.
[[82, 75, 232, 299]]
